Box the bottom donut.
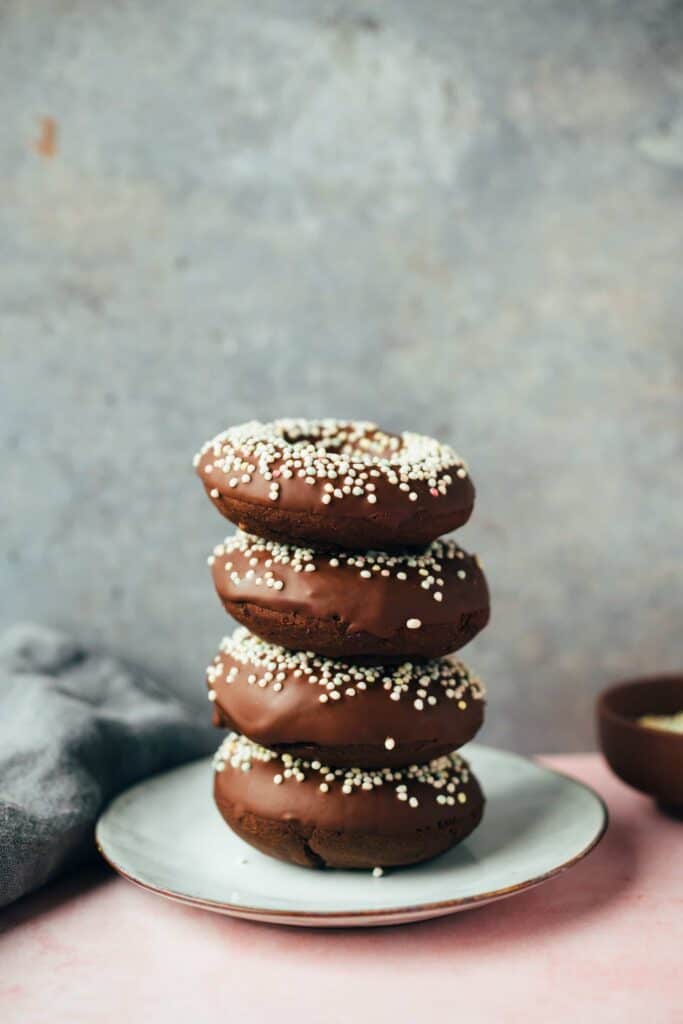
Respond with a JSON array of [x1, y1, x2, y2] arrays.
[[213, 733, 485, 870]]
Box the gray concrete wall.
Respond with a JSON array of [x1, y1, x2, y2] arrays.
[[1, 0, 682, 752]]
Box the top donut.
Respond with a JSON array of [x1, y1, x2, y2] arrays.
[[193, 419, 475, 549]]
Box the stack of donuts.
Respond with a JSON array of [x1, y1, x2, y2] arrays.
[[194, 420, 490, 871]]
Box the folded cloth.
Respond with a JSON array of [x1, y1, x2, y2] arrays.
[[0, 623, 215, 908]]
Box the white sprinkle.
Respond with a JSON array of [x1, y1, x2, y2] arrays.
[[367, 493, 377, 504], [409, 797, 419, 808], [406, 618, 422, 630], [207, 690, 217, 702], [384, 737, 396, 750], [372, 867, 384, 878], [210, 488, 219, 498]]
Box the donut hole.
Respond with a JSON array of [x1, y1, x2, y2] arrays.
[[279, 421, 402, 463]]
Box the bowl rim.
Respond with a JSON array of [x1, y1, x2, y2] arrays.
[[597, 672, 683, 738]]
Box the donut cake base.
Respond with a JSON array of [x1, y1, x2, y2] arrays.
[[209, 532, 490, 661], [207, 629, 485, 769], [194, 420, 475, 551], [213, 734, 485, 870], [206, 490, 474, 552]]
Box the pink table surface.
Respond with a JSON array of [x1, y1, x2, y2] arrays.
[[1, 755, 681, 1024]]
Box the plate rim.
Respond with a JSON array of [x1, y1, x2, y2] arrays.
[[95, 747, 609, 925]]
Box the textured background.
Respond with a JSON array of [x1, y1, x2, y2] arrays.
[[1, 0, 682, 752]]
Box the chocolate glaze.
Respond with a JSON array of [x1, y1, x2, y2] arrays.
[[214, 737, 485, 839], [207, 628, 485, 767], [210, 532, 490, 660], [195, 420, 475, 549]]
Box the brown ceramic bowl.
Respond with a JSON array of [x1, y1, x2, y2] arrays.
[[597, 674, 683, 811]]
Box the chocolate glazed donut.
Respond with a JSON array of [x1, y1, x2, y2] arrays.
[[194, 419, 475, 550], [207, 629, 486, 768], [213, 734, 485, 869], [209, 532, 490, 662]]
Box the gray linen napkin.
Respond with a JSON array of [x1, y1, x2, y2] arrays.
[[0, 623, 214, 908]]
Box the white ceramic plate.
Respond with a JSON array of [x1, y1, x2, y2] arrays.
[[96, 745, 607, 927]]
